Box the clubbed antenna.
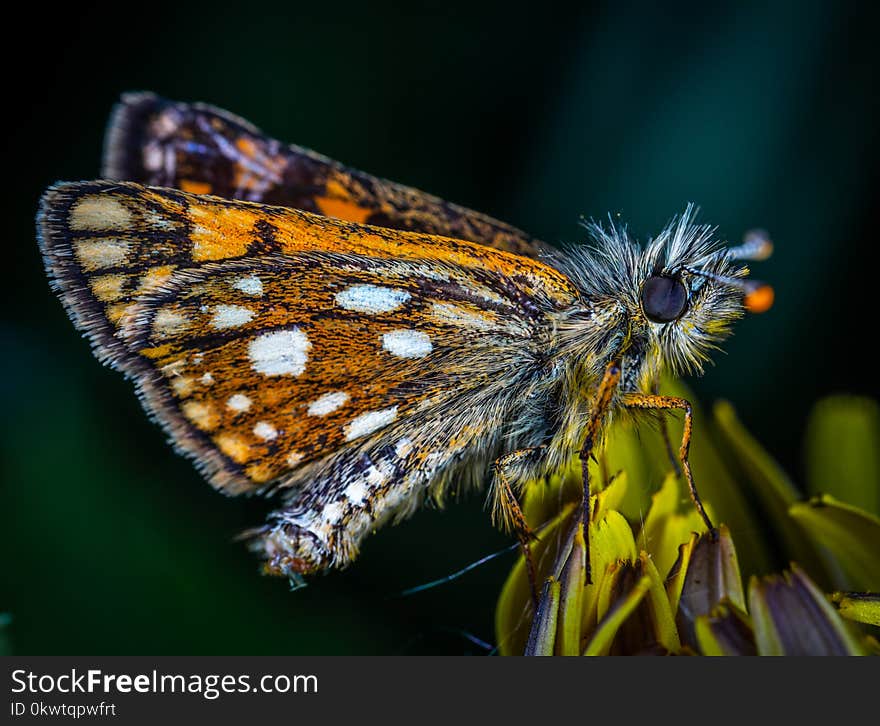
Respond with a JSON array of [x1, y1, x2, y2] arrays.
[[729, 229, 774, 261], [685, 229, 775, 313], [741, 278, 775, 313]]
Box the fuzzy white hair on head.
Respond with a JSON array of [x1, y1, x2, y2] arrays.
[[549, 204, 749, 379]]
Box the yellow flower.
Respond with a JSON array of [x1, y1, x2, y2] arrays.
[[495, 387, 880, 655]]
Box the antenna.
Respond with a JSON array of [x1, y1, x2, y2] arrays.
[[685, 229, 775, 313]]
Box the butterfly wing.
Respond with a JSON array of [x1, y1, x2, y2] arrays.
[[38, 182, 578, 572], [103, 92, 550, 259]]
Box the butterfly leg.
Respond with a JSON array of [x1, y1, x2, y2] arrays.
[[578, 359, 622, 584], [491, 446, 546, 606], [620, 393, 716, 538], [653, 379, 682, 477]]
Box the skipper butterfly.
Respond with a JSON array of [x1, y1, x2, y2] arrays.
[[36, 93, 773, 586]]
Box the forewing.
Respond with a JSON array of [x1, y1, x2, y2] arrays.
[[37, 181, 578, 498], [102, 92, 550, 258]]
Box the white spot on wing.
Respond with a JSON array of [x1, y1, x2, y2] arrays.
[[69, 196, 132, 230], [211, 304, 255, 329], [199, 372, 214, 385], [364, 463, 392, 487], [153, 308, 189, 337], [307, 391, 350, 417], [344, 406, 398, 441], [249, 329, 311, 376], [91, 273, 126, 302], [322, 502, 344, 524], [394, 437, 413, 458], [382, 329, 432, 358], [161, 359, 186, 377], [253, 421, 278, 441], [232, 275, 264, 296], [143, 210, 177, 230], [182, 401, 217, 430], [286, 451, 304, 467], [345, 480, 369, 505], [171, 377, 194, 396], [227, 393, 252, 412], [430, 302, 494, 330], [73, 238, 132, 270], [335, 284, 410, 313], [424, 452, 445, 477], [382, 480, 416, 511]]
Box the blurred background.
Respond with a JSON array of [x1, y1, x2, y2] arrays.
[[2, 0, 878, 654]]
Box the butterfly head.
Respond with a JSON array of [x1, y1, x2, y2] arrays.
[[554, 204, 773, 387]]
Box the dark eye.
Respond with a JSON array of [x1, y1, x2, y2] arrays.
[[641, 275, 688, 323]]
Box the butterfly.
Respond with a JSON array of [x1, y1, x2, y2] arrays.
[[37, 93, 773, 586]]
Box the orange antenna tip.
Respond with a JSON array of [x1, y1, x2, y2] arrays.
[[744, 282, 774, 313], [730, 229, 773, 261]]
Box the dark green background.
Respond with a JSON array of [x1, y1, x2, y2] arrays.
[[3, 1, 878, 654]]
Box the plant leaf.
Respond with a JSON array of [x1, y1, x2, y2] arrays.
[[805, 396, 880, 518], [789, 495, 880, 591], [713, 400, 828, 584]]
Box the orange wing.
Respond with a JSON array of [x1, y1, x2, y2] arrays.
[[38, 182, 577, 498], [102, 92, 551, 259], [38, 181, 580, 572]]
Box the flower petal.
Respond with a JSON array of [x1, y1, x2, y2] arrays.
[[522, 464, 580, 529], [660, 383, 773, 579], [594, 419, 662, 519], [556, 523, 587, 655], [495, 502, 577, 656], [694, 601, 756, 656], [666, 533, 700, 617], [639, 551, 681, 653], [583, 510, 639, 635], [639, 472, 708, 577], [584, 574, 652, 656], [748, 564, 865, 655], [830, 592, 880, 627], [676, 526, 745, 650]]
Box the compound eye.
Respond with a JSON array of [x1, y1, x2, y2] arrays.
[[641, 275, 688, 323]]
